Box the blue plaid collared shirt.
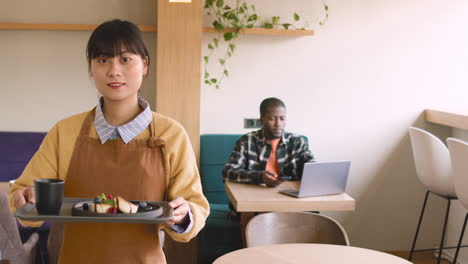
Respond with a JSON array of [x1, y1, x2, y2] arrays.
[[222, 130, 315, 183]]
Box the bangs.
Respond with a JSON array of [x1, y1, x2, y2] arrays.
[[88, 38, 141, 59], [86, 20, 149, 63]]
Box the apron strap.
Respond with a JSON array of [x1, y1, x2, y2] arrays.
[[79, 108, 96, 138]]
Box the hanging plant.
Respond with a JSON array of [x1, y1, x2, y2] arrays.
[[203, 0, 329, 89]]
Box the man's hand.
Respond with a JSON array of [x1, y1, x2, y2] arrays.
[[165, 197, 190, 227], [12, 187, 35, 208], [262, 171, 282, 187]]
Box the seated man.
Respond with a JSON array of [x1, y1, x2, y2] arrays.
[[222, 97, 315, 187]]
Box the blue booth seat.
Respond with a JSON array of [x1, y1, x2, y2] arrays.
[[199, 134, 243, 264]]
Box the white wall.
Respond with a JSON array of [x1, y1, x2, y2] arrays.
[[0, 0, 156, 131], [201, 0, 468, 251]]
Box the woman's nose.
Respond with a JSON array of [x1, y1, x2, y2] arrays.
[[107, 61, 122, 77]]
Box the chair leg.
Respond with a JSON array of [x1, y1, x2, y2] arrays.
[[453, 213, 468, 264], [409, 191, 431, 260], [437, 198, 451, 264]]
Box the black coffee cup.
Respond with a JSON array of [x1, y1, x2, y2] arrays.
[[34, 179, 64, 215]]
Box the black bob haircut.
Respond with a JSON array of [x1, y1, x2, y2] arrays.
[[86, 19, 150, 70], [260, 97, 286, 117]]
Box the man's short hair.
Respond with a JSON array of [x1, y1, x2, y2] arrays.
[[260, 97, 286, 117]]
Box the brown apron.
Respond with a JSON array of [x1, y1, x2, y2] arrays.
[[59, 110, 167, 264]]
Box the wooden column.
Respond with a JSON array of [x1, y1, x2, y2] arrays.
[[156, 1, 202, 263], [156, 0, 202, 160]]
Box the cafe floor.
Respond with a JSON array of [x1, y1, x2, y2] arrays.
[[388, 251, 451, 264]]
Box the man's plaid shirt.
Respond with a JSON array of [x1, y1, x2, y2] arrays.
[[222, 130, 315, 183]]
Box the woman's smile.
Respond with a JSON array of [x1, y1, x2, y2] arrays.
[[107, 82, 125, 89]]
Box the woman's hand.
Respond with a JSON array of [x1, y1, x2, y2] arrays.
[[165, 197, 190, 227], [12, 187, 35, 208]]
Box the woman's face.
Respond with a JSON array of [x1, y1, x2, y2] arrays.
[[90, 47, 148, 103]]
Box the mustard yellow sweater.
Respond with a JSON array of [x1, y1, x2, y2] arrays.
[[9, 110, 209, 242]]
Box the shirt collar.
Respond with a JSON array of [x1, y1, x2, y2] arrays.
[[94, 96, 152, 144], [258, 129, 288, 145]]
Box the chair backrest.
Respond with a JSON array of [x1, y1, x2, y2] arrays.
[[0, 191, 39, 263], [447, 138, 468, 209], [408, 127, 455, 197], [245, 212, 350, 248], [200, 134, 242, 204]]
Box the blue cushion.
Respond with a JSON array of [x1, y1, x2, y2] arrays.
[[0, 132, 46, 181]]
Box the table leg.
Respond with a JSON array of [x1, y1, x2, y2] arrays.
[[240, 212, 256, 247]]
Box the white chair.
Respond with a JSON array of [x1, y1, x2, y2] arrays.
[[408, 127, 456, 263], [447, 137, 468, 263], [245, 212, 350, 248]]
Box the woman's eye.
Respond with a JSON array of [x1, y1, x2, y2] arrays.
[[97, 58, 109, 63], [122, 57, 132, 62]]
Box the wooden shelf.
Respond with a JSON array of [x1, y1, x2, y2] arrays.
[[203, 26, 314, 36], [0, 23, 157, 32], [0, 23, 313, 36], [425, 109, 468, 130]]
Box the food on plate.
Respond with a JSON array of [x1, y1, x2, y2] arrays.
[[84, 193, 149, 214]]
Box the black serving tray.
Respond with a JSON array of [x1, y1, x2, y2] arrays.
[[15, 197, 172, 224]]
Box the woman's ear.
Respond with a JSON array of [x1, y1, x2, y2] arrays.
[[143, 56, 149, 77]]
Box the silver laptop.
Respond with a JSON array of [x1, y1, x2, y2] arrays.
[[279, 161, 351, 198]]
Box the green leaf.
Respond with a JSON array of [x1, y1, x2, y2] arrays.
[[224, 69, 229, 77], [218, 58, 225, 65], [264, 23, 273, 29], [213, 38, 219, 47], [247, 14, 258, 22], [213, 21, 225, 31], [229, 43, 236, 52], [319, 22, 324, 26], [204, 72, 209, 78], [246, 24, 254, 28], [216, 0, 224, 8], [203, 56, 209, 63], [205, 0, 215, 8], [282, 23, 291, 29], [293, 13, 300, 21], [205, 80, 211, 84], [242, 3, 248, 10], [272, 16, 280, 24], [208, 43, 214, 50], [215, 85, 220, 89], [228, 13, 238, 20], [325, 5, 329, 11], [210, 78, 217, 83], [232, 32, 238, 38], [251, 4, 256, 11], [239, 7, 245, 14], [223, 32, 234, 41], [224, 5, 231, 10], [227, 51, 232, 57]]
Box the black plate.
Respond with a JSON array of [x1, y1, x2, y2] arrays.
[[71, 200, 162, 218], [15, 197, 172, 224]]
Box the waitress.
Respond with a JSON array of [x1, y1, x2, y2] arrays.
[[9, 19, 209, 264]]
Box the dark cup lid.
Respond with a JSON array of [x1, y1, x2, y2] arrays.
[[35, 179, 64, 184]]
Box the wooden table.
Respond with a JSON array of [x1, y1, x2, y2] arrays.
[[225, 181, 355, 212], [213, 243, 412, 264], [225, 181, 355, 245]]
